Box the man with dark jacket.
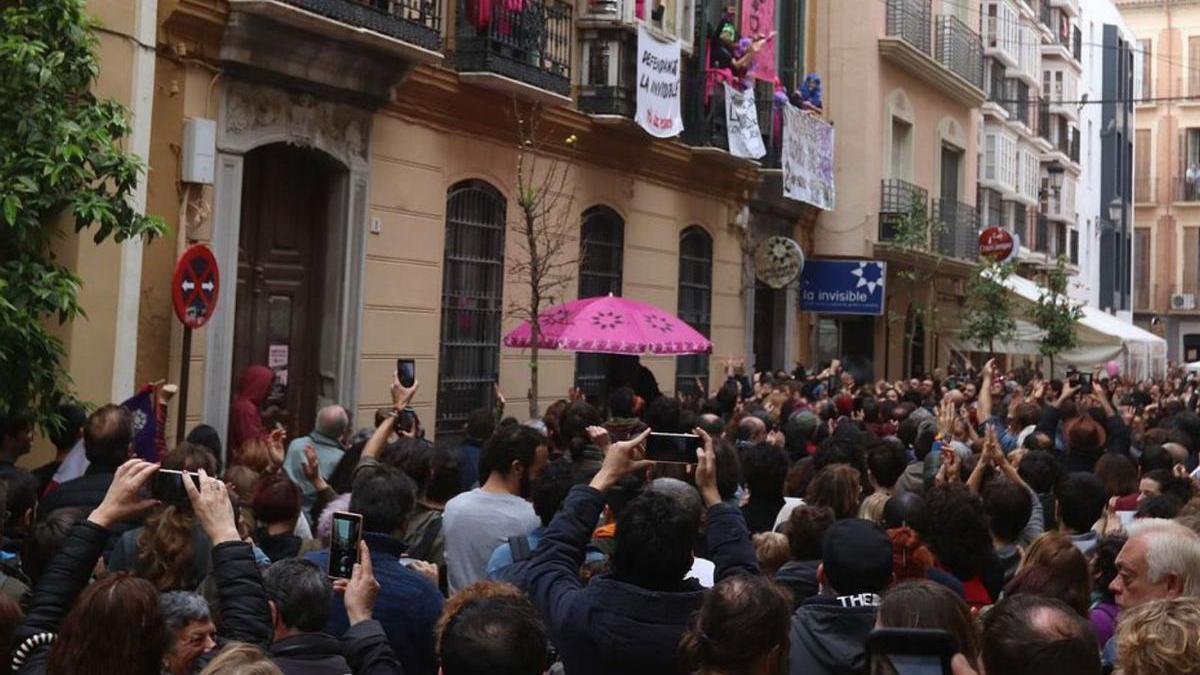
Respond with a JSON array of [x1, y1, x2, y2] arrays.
[[789, 518, 895, 675], [526, 427, 759, 675], [267, 550, 402, 674], [306, 463, 444, 674], [38, 404, 131, 519], [453, 408, 494, 491]]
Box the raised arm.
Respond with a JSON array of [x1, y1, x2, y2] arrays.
[[694, 429, 759, 579]]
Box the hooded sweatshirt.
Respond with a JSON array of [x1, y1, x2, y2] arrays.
[[788, 592, 880, 675], [229, 365, 273, 455], [527, 485, 759, 675]]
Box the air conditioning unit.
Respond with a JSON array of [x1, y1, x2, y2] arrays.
[[1172, 293, 1196, 311]]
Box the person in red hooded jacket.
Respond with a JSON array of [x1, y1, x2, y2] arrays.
[[228, 366, 274, 462]]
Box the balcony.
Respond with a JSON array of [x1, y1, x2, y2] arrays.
[[936, 16, 984, 90], [1041, 173, 1076, 223], [228, 0, 442, 56], [453, 0, 573, 102], [879, 179, 930, 242], [933, 198, 980, 259], [1175, 177, 1200, 203], [880, 0, 985, 106], [578, 28, 636, 118], [679, 79, 783, 167]]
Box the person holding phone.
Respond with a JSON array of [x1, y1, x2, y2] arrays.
[[524, 427, 759, 675]]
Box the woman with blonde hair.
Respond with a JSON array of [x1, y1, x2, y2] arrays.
[[1116, 597, 1200, 675], [108, 443, 220, 591], [198, 643, 282, 675]]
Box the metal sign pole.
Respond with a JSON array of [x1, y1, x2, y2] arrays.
[[176, 326, 193, 443]]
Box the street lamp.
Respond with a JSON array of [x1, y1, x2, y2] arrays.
[[1108, 197, 1124, 224], [1046, 163, 1065, 196]]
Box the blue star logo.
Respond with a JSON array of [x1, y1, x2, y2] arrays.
[[850, 262, 885, 295]]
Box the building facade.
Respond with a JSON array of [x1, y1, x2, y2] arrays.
[[1121, 0, 1200, 361], [1076, 0, 1135, 314], [43, 0, 836, 459], [802, 0, 984, 381]]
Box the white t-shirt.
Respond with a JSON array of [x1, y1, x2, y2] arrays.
[[443, 488, 540, 594]]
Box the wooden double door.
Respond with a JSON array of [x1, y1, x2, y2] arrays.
[[232, 144, 338, 437]]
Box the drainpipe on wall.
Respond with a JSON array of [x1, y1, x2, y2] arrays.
[[109, 0, 158, 402]]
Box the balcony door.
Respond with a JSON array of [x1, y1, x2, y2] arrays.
[[941, 144, 962, 202]]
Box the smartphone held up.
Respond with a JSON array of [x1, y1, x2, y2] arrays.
[[644, 432, 702, 464], [329, 511, 363, 579]]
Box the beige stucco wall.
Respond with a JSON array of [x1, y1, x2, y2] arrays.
[[355, 112, 744, 429]]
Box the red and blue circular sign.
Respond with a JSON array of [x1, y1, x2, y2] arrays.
[[172, 245, 220, 329]]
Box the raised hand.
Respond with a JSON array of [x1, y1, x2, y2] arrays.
[[184, 468, 241, 545], [391, 371, 419, 408], [589, 427, 653, 492], [693, 427, 722, 507], [89, 459, 160, 529]]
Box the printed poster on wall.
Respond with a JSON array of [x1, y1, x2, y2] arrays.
[[740, 0, 776, 82], [782, 103, 836, 210], [636, 24, 684, 138], [724, 83, 765, 159]]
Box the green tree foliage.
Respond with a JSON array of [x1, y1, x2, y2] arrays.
[[0, 0, 167, 426], [961, 258, 1017, 358], [1030, 256, 1083, 374], [884, 194, 947, 376]]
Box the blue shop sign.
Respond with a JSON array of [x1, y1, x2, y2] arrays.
[[799, 259, 887, 316]]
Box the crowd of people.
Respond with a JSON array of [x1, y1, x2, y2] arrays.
[[2, 355, 1200, 674]]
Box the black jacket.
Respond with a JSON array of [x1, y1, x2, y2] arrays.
[[270, 622, 405, 675], [12, 521, 271, 674], [788, 592, 880, 675], [37, 465, 115, 518], [527, 485, 760, 675], [774, 559, 820, 609]]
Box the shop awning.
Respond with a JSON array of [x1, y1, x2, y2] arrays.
[[947, 274, 1167, 379]]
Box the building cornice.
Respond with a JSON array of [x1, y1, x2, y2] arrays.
[[878, 38, 986, 108]]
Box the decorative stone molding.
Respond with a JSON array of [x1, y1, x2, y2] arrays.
[[220, 79, 371, 171]]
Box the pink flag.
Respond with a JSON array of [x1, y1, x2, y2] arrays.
[[740, 0, 775, 82]]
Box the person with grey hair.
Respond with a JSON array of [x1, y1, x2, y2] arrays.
[[160, 591, 216, 675], [282, 405, 349, 516], [646, 477, 716, 586], [1102, 518, 1200, 667], [262, 557, 349, 673]]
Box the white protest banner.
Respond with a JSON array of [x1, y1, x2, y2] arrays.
[[724, 83, 765, 159], [636, 24, 683, 138], [782, 104, 836, 210]]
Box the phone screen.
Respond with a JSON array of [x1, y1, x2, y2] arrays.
[[1079, 373, 1093, 394], [152, 470, 200, 506], [644, 433, 701, 464], [329, 512, 363, 579], [880, 655, 949, 675], [397, 359, 416, 388]]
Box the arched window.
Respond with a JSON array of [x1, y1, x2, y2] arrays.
[[437, 180, 507, 436], [676, 226, 713, 396], [575, 206, 625, 397]]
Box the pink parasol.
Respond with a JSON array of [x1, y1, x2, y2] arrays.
[[503, 295, 712, 355]]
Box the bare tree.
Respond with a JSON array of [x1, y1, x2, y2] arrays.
[[507, 102, 579, 419]]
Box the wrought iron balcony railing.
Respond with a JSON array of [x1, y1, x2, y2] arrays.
[[886, 0, 932, 55], [272, 0, 442, 50], [453, 0, 573, 96], [879, 179, 930, 242], [936, 16, 983, 89], [1176, 177, 1200, 203], [933, 198, 980, 260]]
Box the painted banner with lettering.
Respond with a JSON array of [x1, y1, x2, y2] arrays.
[[724, 83, 765, 159], [636, 24, 684, 138], [782, 104, 836, 210], [740, 0, 775, 82]]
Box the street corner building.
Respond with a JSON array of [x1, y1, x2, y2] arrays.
[[55, 0, 830, 452]]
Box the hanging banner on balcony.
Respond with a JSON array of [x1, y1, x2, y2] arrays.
[[636, 24, 683, 138], [782, 104, 836, 210], [724, 83, 765, 159], [739, 0, 776, 82]]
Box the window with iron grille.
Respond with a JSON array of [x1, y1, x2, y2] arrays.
[[575, 206, 625, 398], [437, 180, 507, 437], [676, 226, 712, 396]]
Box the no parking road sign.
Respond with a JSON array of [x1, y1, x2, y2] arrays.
[[172, 245, 220, 329]]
